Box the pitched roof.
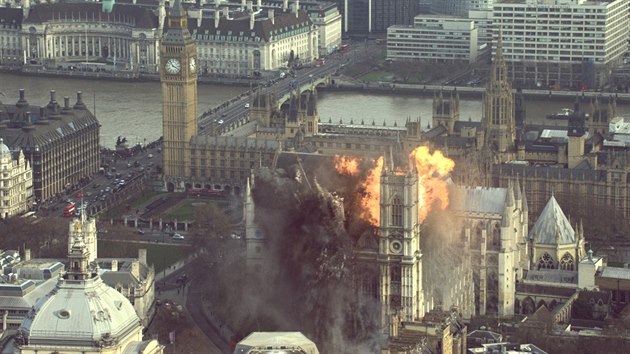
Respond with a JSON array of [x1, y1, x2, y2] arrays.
[[0, 8, 23, 27], [529, 195, 575, 245], [450, 185, 507, 215], [188, 9, 312, 42], [24, 3, 158, 29]]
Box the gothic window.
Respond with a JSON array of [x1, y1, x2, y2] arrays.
[[560, 253, 575, 271], [392, 196, 403, 226], [492, 223, 500, 247], [390, 264, 401, 309], [538, 253, 555, 270]]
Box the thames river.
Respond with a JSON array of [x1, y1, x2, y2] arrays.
[[1, 73, 627, 148]]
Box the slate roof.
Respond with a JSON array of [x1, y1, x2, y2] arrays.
[[524, 269, 577, 284], [0, 8, 23, 27], [529, 195, 575, 245], [453, 120, 480, 133], [493, 164, 607, 182], [467, 329, 502, 343], [599, 267, 630, 281], [450, 185, 507, 215], [188, 9, 312, 42], [0, 278, 57, 311], [424, 125, 447, 139], [235, 332, 319, 353], [0, 91, 100, 152], [517, 282, 576, 297], [24, 3, 158, 29]]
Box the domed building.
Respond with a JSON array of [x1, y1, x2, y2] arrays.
[[14, 222, 163, 354]]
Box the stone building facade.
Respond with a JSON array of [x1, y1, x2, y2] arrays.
[[0, 7, 22, 65], [0, 90, 100, 203], [0, 138, 33, 219], [20, 2, 160, 70], [451, 180, 529, 317], [189, 5, 318, 76]]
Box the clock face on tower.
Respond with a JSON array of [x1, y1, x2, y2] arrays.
[[165, 58, 181, 74], [189, 58, 196, 73]]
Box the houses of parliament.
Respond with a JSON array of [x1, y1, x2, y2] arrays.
[[160, 2, 630, 223]]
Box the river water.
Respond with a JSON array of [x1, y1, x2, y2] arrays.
[[1, 73, 627, 148]]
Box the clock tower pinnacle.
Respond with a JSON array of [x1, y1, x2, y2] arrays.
[[160, 0, 198, 191]]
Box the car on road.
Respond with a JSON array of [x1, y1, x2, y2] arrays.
[[172, 233, 185, 240], [137, 229, 145, 235], [245, 103, 250, 108]]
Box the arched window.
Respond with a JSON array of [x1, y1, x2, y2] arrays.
[[392, 196, 403, 226], [492, 223, 500, 247], [538, 253, 555, 269], [560, 253, 575, 271]]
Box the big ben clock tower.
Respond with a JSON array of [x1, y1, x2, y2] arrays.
[[160, 0, 197, 191]]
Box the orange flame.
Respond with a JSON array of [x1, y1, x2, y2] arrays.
[[334, 155, 361, 176], [334, 148, 453, 226], [360, 156, 384, 226], [410, 146, 455, 223]]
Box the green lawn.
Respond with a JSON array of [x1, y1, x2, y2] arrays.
[[98, 240, 190, 273], [161, 199, 228, 221], [131, 191, 165, 210], [360, 71, 392, 82]]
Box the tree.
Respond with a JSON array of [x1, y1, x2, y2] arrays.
[[190, 204, 231, 249]]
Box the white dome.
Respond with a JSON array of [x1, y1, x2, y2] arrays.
[[19, 276, 141, 348]]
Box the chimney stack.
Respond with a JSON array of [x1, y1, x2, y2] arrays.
[[214, 10, 220, 28], [250, 11, 255, 30], [283, 0, 288, 11], [24, 249, 31, 262], [197, 8, 202, 27], [269, 9, 274, 25], [257, 0, 261, 9], [241, 0, 246, 9], [74, 91, 86, 110], [294, 0, 299, 16], [247, 0, 253, 12], [111, 259, 118, 272], [223, 6, 229, 19]]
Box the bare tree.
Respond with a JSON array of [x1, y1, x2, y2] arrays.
[[190, 205, 231, 249]]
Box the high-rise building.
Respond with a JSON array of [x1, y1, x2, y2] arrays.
[[492, 0, 630, 90], [387, 15, 479, 63], [338, 0, 417, 35], [432, 0, 494, 17]]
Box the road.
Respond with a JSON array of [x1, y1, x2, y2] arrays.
[[197, 50, 356, 134], [36, 142, 163, 218]]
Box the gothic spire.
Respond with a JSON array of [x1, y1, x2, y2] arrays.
[[505, 180, 515, 208], [170, 0, 185, 19], [493, 27, 508, 84]]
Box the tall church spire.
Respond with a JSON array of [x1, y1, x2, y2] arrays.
[[481, 26, 516, 160], [493, 28, 508, 84]]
